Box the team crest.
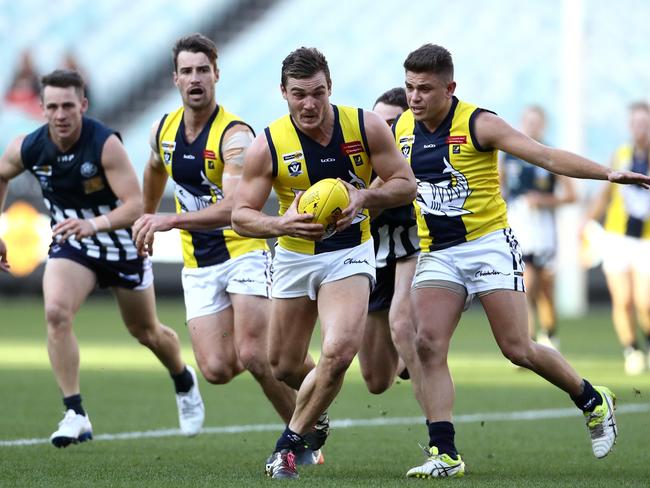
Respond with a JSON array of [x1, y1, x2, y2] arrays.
[[288, 161, 303, 177], [161, 141, 176, 165], [80, 161, 98, 178]]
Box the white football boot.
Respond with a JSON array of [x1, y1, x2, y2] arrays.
[[50, 409, 93, 448], [175, 365, 205, 436]]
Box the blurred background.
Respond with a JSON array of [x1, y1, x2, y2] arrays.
[[1, 0, 648, 314]]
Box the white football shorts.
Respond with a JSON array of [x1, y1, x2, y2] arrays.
[[413, 228, 526, 295], [271, 239, 376, 300], [601, 232, 650, 274], [181, 249, 271, 321]]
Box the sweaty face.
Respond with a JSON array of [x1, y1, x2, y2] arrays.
[[281, 72, 331, 132], [521, 109, 546, 141], [42, 85, 87, 145], [174, 51, 218, 110], [629, 108, 650, 147], [373, 102, 404, 126], [405, 71, 455, 125]]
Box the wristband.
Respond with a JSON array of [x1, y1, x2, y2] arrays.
[[88, 218, 98, 233]]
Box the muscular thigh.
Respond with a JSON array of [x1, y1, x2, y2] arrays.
[[187, 309, 237, 364], [231, 293, 270, 344], [318, 275, 371, 352], [43, 258, 96, 315], [112, 284, 159, 332], [269, 296, 318, 366]]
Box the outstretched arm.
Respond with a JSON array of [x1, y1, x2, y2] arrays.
[[231, 134, 323, 239], [475, 111, 650, 187], [0, 136, 26, 272]]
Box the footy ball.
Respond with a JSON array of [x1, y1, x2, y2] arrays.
[[298, 178, 350, 239]]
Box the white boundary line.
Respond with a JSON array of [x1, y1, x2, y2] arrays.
[[2, 403, 648, 448]]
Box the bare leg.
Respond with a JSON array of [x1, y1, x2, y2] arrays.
[[604, 271, 636, 346], [537, 267, 557, 336], [43, 259, 96, 396], [113, 284, 185, 375], [523, 264, 540, 338], [480, 290, 582, 395], [268, 296, 318, 390], [411, 287, 465, 421], [186, 309, 244, 384], [632, 269, 650, 336], [231, 294, 296, 424], [289, 276, 369, 434], [358, 309, 398, 394]]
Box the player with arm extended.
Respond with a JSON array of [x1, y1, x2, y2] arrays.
[[397, 44, 650, 478], [0, 69, 203, 447]]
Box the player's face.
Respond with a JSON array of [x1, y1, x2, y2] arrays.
[[405, 71, 455, 125], [373, 102, 404, 126], [281, 71, 331, 132], [174, 51, 218, 110], [521, 109, 546, 141], [41, 85, 88, 144], [629, 108, 650, 146]]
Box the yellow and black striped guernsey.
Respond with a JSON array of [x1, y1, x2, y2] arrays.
[[265, 105, 372, 254], [393, 97, 508, 252], [157, 105, 268, 268], [604, 144, 650, 239]]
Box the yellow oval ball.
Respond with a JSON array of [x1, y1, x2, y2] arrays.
[[298, 178, 350, 239]]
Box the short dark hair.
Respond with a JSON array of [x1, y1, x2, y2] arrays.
[[172, 33, 218, 72], [41, 69, 85, 99], [374, 87, 408, 111], [281, 47, 331, 87], [403, 44, 454, 80], [629, 100, 650, 113]]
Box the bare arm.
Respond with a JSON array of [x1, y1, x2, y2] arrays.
[[0, 136, 26, 272], [475, 111, 650, 187], [337, 110, 417, 230], [52, 134, 143, 241], [231, 134, 323, 239]]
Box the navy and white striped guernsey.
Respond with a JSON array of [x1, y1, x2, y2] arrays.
[[21, 117, 138, 262]]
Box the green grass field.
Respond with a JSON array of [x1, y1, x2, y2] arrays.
[[1, 297, 648, 487]]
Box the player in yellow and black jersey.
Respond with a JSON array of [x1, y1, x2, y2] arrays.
[[399, 44, 650, 479], [584, 101, 650, 375], [132, 34, 301, 451], [232, 47, 416, 480]]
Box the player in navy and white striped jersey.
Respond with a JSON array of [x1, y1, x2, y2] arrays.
[[0, 69, 204, 447], [358, 88, 421, 394]]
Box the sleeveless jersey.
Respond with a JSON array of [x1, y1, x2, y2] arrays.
[[603, 144, 650, 239], [393, 97, 508, 252], [157, 105, 268, 268], [265, 104, 372, 254], [21, 117, 138, 261]]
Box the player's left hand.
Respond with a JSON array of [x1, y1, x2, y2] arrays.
[[132, 213, 175, 256], [608, 170, 650, 188], [52, 218, 97, 242], [336, 179, 365, 232]]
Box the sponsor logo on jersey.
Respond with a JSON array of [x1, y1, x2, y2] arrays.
[[399, 135, 415, 144], [57, 154, 75, 164], [203, 149, 216, 159], [83, 176, 105, 194], [340, 141, 364, 155], [283, 151, 303, 161], [353, 154, 363, 166], [446, 135, 467, 145], [423, 143, 436, 149], [80, 161, 98, 178], [183, 154, 195, 160], [33, 165, 52, 176], [452, 144, 461, 154], [321, 157, 336, 163]]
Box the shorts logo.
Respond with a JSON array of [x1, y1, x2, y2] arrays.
[[80, 162, 98, 178], [288, 161, 303, 177], [475, 269, 510, 278], [344, 258, 370, 265]]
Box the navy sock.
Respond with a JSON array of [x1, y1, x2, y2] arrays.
[[571, 379, 602, 412], [427, 420, 457, 458], [63, 394, 85, 416], [274, 426, 305, 453], [171, 366, 194, 394]]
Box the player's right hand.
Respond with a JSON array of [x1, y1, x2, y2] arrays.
[[279, 191, 324, 240], [132, 213, 174, 256], [0, 238, 10, 272]]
